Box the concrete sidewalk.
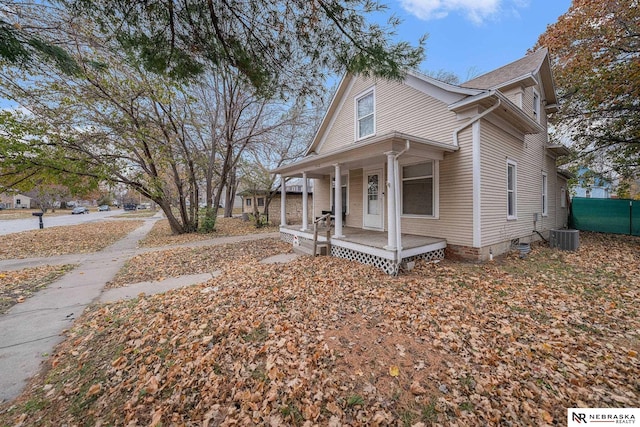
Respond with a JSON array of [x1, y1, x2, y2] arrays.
[[0, 221, 291, 403], [0, 217, 158, 403]]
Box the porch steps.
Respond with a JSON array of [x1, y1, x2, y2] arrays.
[[293, 240, 330, 256], [293, 213, 332, 257]]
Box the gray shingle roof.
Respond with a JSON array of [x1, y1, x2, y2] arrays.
[[460, 48, 548, 89]]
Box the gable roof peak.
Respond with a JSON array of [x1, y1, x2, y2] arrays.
[[460, 48, 549, 90]]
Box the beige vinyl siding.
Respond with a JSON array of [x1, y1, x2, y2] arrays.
[[480, 75, 562, 247], [348, 169, 364, 228], [501, 87, 524, 108], [318, 77, 457, 155], [312, 171, 363, 228], [480, 118, 558, 245], [401, 127, 474, 246], [313, 177, 331, 220], [375, 80, 455, 143], [480, 120, 525, 245]]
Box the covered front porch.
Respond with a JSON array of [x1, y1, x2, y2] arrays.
[[279, 225, 446, 275], [273, 131, 456, 275]]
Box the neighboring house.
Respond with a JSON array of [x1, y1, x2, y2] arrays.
[[573, 167, 613, 198], [273, 48, 569, 274], [0, 193, 32, 209], [240, 184, 313, 226]]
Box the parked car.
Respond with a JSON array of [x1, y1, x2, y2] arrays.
[[98, 205, 110, 211], [71, 206, 88, 214], [123, 203, 137, 211]]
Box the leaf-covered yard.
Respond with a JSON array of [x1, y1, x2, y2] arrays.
[[138, 218, 279, 248], [1, 232, 638, 426], [0, 221, 144, 260]]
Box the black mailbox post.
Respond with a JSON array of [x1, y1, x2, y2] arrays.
[[32, 212, 44, 229]]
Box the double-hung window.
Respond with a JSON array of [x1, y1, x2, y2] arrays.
[[356, 89, 375, 140], [507, 160, 517, 219], [402, 161, 434, 216], [533, 89, 540, 122], [541, 172, 548, 216]]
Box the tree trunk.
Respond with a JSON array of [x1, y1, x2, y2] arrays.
[[224, 167, 236, 217]]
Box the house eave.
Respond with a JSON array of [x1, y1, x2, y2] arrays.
[[557, 168, 573, 180], [272, 131, 458, 176], [547, 144, 572, 157], [449, 91, 544, 135], [303, 73, 353, 157], [406, 69, 484, 96], [544, 103, 559, 113]]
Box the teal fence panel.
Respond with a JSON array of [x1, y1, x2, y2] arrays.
[[570, 197, 639, 236]]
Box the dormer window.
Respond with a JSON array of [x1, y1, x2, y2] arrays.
[[356, 89, 375, 140], [533, 89, 540, 122]]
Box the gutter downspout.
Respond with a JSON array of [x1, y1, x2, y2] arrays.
[[451, 93, 501, 250], [452, 93, 501, 147], [394, 140, 410, 267]]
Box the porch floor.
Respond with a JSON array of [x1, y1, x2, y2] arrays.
[[281, 224, 445, 250]]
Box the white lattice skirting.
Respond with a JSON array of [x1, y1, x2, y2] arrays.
[[280, 231, 445, 275]]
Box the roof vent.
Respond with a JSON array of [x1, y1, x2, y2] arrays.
[[550, 229, 579, 251]]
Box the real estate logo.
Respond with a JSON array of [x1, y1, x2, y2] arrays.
[[568, 408, 639, 425]]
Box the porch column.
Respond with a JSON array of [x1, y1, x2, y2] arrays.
[[384, 151, 397, 250], [333, 163, 344, 238], [280, 176, 286, 226], [301, 172, 309, 231]]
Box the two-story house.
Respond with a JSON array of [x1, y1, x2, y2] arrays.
[[273, 48, 569, 274]]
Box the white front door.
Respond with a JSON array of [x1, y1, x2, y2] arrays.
[[363, 169, 383, 229]]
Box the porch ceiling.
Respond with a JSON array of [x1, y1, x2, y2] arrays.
[[272, 131, 458, 177]]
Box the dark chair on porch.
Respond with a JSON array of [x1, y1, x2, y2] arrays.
[[320, 205, 346, 225]]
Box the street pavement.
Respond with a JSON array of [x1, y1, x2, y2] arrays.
[[0, 215, 287, 403], [0, 209, 125, 236]]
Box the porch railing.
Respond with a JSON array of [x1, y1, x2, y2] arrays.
[[313, 212, 332, 256]]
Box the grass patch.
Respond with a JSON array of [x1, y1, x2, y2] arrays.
[[242, 323, 269, 343]]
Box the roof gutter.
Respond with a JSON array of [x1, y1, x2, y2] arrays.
[[452, 93, 501, 147]]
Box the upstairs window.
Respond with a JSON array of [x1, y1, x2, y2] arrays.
[[533, 89, 540, 122], [356, 89, 375, 140]]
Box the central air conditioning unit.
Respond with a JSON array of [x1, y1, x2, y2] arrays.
[[549, 229, 580, 251]]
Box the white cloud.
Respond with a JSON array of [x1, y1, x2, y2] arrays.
[[398, 0, 504, 24]]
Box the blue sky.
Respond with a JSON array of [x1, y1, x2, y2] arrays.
[[382, 0, 572, 81], [1, 0, 572, 109]]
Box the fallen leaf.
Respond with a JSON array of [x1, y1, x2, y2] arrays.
[[86, 383, 102, 397], [389, 365, 400, 377]]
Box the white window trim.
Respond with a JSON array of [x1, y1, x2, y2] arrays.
[[330, 171, 349, 215], [507, 159, 517, 220], [399, 159, 439, 219], [541, 171, 548, 216], [354, 87, 376, 141], [532, 88, 540, 123]]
